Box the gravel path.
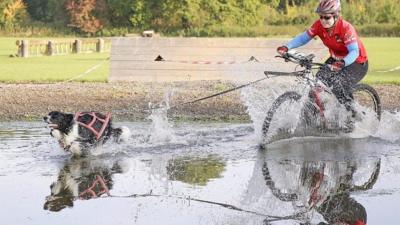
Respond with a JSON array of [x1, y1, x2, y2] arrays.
[[0, 81, 398, 121]]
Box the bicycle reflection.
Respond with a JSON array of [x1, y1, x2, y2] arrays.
[[259, 151, 380, 225]]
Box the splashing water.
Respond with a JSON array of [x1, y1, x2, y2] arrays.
[[147, 108, 177, 144], [239, 75, 400, 144], [373, 110, 400, 142], [146, 91, 179, 144], [239, 77, 307, 142]]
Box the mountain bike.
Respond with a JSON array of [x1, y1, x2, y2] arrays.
[[261, 50, 381, 144]]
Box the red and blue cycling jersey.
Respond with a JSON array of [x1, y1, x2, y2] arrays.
[[287, 17, 367, 66]]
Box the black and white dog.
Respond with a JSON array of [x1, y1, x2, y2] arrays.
[[44, 111, 130, 156]]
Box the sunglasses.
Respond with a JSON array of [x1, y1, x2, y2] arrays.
[[320, 15, 333, 20]]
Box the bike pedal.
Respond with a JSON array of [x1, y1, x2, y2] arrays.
[[342, 122, 355, 133], [342, 127, 353, 133]]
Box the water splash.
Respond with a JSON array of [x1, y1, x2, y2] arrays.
[[347, 104, 380, 139], [146, 91, 178, 144], [238, 75, 400, 144], [373, 110, 400, 142], [239, 77, 307, 142]]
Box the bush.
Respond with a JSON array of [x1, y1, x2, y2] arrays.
[[0, 22, 75, 37], [98, 27, 132, 37], [358, 24, 400, 37], [167, 24, 304, 37]]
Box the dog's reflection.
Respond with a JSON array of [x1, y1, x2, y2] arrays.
[[44, 157, 124, 212]]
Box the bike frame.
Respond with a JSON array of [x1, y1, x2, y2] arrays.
[[264, 61, 331, 126]]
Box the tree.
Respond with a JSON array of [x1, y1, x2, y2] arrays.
[[106, 0, 135, 27], [128, 0, 265, 33], [24, 0, 67, 23], [65, 0, 103, 34], [0, 0, 28, 29]]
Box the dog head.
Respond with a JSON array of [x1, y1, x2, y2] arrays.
[[44, 111, 74, 133]]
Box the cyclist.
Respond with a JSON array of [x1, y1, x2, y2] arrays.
[[318, 193, 367, 225], [277, 0, 368, 119]]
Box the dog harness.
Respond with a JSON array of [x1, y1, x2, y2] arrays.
[[74, 112, 111, 140], [79, 175, 110, 200]]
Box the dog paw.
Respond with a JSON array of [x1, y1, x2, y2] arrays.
[[69, 142, 82, 156]]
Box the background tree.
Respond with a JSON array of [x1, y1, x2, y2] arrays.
[[1, 0, 399, 36], [105, 0, 135, 27], [24, 0, 67, 24], [65, 0, 103, 34], [0, 0, 28, 29]]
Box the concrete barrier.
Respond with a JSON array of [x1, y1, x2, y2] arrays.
[[110, 37, 327, 82]]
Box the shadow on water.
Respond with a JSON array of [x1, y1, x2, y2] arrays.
[[1, 122, 400, 225]]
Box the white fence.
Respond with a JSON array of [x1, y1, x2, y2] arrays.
[[16, 38, 111, 57]]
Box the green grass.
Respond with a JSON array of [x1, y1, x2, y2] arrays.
[[0, 37, 399, 84], [362, 38, 400, 84], [0, 38, 108, 83]]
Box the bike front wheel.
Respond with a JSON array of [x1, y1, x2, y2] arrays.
[[262, 91, 302, 143]]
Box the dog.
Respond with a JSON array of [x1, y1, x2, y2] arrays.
[[44, 111, 130, 156]]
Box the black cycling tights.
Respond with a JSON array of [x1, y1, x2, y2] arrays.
[[316, 58, 369, 111]]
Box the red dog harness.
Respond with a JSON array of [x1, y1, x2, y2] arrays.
[[74, 112, 111, 140], [79, 175, 110, 200]]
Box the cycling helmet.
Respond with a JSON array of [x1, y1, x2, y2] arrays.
[[316, 0, 341, 14]]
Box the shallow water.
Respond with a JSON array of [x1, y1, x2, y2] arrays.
[[1, 121, 400, 225]]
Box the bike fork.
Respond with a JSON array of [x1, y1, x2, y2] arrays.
[[310, 88, 327, 128]]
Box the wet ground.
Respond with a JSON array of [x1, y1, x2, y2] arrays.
[[1, 121, 400, 225]]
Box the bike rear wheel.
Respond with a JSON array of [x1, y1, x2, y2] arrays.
[[262, 91, 302, 143], [352, 83, 381, 120]]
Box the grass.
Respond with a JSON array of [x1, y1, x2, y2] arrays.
[[0, 37, 399, 84], [0, 37, 108, 83], [362, 38, 400, 84]]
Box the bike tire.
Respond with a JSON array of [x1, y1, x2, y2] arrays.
[[262, 91, 302, 140], [352, 83, 381, 120]]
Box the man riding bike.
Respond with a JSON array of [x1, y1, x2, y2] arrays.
[[277, 0, 368, 120]]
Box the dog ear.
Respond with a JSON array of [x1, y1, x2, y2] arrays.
[[58, 114, 75, 133], [65, 114, 74, 125]]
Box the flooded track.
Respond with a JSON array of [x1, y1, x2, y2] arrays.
[[1, 121, 400, 225]]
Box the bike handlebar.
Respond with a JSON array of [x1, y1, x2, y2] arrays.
[[277, 50, 325, 69]]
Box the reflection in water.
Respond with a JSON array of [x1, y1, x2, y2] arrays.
[[259, 149, 380, 225], [41, 143, 383, 225], [167, 155, 225, 186], [2, 122, 399, 224], [44, 157, 124, 212]]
